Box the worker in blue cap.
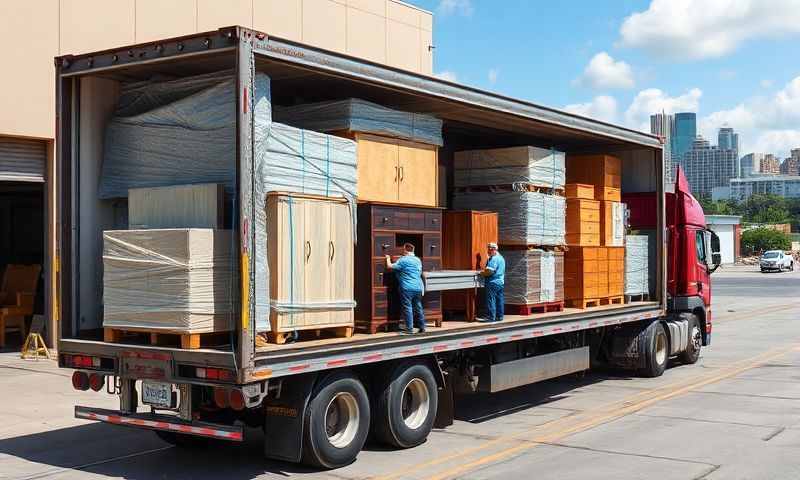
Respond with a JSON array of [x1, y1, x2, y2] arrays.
[[481, 242, 505, 322]]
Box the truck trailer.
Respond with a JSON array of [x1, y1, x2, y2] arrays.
[[55, 27, 721, 469]]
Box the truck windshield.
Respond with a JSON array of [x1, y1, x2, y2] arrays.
[[762, 252, 780, 258]]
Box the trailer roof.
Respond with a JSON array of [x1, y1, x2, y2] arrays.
[[57, 27, 662, 151]]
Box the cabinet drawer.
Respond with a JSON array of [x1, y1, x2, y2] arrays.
[[373, 234, 394, 257], [423, 234, 440, 257], [408, 212, 426, 230], [423, 258, 441, 271], [424, 212, 442, 231], [372, 208, 395, 229], [373, 288, 388, 318], [373, 260, 391, 287]]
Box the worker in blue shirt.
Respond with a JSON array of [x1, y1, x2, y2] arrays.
[[386, 243, 426, 334], [481, 242, 505, 322]]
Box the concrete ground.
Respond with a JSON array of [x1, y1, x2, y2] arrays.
[[1, 264, 799, 479]]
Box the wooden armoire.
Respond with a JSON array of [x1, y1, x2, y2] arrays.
[[354, 203, 443, 333], [441, 211, 498, 321], [266, 193, 355, 340]]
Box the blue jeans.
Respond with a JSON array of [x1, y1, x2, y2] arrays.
[[399, 289, 425, 331], [486, 283, 505, 322]]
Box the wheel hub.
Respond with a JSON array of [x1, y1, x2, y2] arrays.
[[324, 392, 359, 448], [401, 378, 430, 430]]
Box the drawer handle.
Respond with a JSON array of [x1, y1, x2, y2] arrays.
[[432, 218, 438, 224], [430, 244, 437, 249], [382, 217, 389, 223], [305, 241, 311, 263], [394, 166, 399, 183], [329, 241, 335, 262], [399, 166, 404, 182], [381, 243, 391, 249]]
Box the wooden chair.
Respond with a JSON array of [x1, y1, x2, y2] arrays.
[[0, 264, 41, 348]]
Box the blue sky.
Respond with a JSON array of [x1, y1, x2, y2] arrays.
[[412, 0, 800, 158]]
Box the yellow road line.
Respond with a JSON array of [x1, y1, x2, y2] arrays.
[[425, 343, 797, 480]]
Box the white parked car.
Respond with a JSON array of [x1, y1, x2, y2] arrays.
[[760, 250, 794, 272]]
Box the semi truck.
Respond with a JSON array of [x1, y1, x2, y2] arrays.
[[55, 27, 721, 469]]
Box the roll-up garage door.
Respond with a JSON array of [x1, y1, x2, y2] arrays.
[[0, 137, 46, 182]]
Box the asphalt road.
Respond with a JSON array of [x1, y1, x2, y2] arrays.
[[1, 265, 799, 479]]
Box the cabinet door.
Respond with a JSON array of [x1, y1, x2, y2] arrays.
[[276, 196, 306, 328], [303, 199, 331, 326], [357, 136, 399, 202], [398, 142, 437, 206], [329, 202, 354, 326]]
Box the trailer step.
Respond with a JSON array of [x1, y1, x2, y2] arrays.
[[601, 296, 625, 306], [565, 298, 601, 309], [268, 326, 355, 345], [103, 327, 231, 350], [624, 293, 651, 303], [505, 301, 565, 316]]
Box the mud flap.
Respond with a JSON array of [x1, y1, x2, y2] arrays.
[[263, 373, 316, 463]]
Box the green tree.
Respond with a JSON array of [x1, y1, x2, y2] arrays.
[[742, 194, 790, 224], [741, 227, 791, 255]]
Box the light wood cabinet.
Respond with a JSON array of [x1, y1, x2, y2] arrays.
[[267, 193, 354, 334], [354, 133, 438, 206]]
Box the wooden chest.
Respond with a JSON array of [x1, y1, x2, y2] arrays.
[[441, 211, 498, 321], [596, 186, 621, 202], [351, 133, 438, 207], [607, 246, 625, 297], [566, 198, 600, 246], [565, 183, 594, 200], [564, 246, 601, 301], [355, 203, 443, 333], [566, 154, 621, 188]]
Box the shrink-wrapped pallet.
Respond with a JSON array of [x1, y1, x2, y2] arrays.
[[503, 249, 564, 305], [453, 191, 565, 246], [102, 229, 236, 332], [129, 183, 224, 229], [275, 98, 443, 146], [625, 235, 649, 296], [453, 146, 565, 189]]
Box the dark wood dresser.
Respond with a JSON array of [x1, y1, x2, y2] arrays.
[[355, 203, 443, 334]]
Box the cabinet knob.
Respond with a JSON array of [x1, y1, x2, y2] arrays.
[[381, 243, 391, 249], [430, 244, 437, 249], [382, 217, 389, 223]]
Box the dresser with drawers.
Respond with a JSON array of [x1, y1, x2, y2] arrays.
[[354, 203, 443, 334]]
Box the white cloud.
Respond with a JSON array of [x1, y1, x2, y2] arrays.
[[760, 79, 774, 89], [434, 70, 458, 82], [618, 0, 800, 60], [488, 68, 499, 84], [574, 52, 635, 90], [699, 76, 800, 157], [564, 96, 619, 124], [437, 0, 474, 16], [624, 87, 702, 131]]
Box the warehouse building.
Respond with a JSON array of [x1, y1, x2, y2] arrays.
[[0, 0, 434, 347], [705, 215, 742, 265]]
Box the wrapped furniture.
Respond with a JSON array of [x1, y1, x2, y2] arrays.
[[504, 249, 564, 311], [601, 201, 625, 247], [129, 183, 224, 229], [625, 235, 649, 297], [453, 146, 565, 189]]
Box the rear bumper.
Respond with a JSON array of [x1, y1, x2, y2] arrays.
[[75, 406, 243, 442]]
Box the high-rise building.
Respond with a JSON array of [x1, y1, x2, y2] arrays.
[[739, 153, 764, 177], [729, 175, 800, 200], [780, 148, 800, 176], [650, 113, 675, 183], [760, 154, 781, 174], [672, 112, 697, 160], [682, 135, 738, 197], [718, 127, 739, 153]]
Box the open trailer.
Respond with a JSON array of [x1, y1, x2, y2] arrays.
[[55, 27, 714, 469]]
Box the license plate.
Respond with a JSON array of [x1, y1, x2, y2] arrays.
[[142, 381, 173, 408]]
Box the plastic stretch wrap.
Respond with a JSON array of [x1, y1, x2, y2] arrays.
[[453, 191, 565, 246], [453, 147, 565, 188], [503, 249, 564, 304], [102, 229, 236, 332], [625, 235, 649, 295], [99, 72, 271, 199], [274, 98, 444, 146]]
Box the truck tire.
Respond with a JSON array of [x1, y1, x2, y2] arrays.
[[373, 361, 438, 449], [639, 321, 669, 378], [301, 371, 370, 469], [679, 314, 702, 365], [155, 430, 210, 448]]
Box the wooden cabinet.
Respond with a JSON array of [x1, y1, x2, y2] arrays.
[[354, 133, 438, 207], [266, 193, 354, 335], [441, 211, 498, 321], [566, 154, 621, 188], [565, 198, 600, 246], [355, 203, 442, 333]]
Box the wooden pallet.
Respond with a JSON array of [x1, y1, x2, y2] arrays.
[[600, 295, 624, 306], [505, 301, 564, 316], [268, 326, 354, 345], [625, 293, 651, 303], [565, 298, 601, 309], [499, 244, 568, 252], [453, 183, 565, 196], [103, 327, 231, 350]]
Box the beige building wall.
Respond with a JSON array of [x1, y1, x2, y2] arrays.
[[0, 0, 434, 141]]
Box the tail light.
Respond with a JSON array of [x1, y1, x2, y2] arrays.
[[213, 387, 229, 409], [89, 373, 105, 392], [194, 367, 235, 382], [229, 389, 245, 411], [72, 371, 89, 391]]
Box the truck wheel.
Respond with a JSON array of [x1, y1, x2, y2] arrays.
[[640, 321, 669, 378], [679, 314, 702, 365], [373, 361, 438, 448], [301, 371, 370, 469], [155, 430, 210, 448]]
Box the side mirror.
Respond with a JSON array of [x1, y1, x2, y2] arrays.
[[712, 253, 722, 266]]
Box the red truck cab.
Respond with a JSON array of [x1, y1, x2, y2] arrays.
[[625, 167, 721, 347]]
